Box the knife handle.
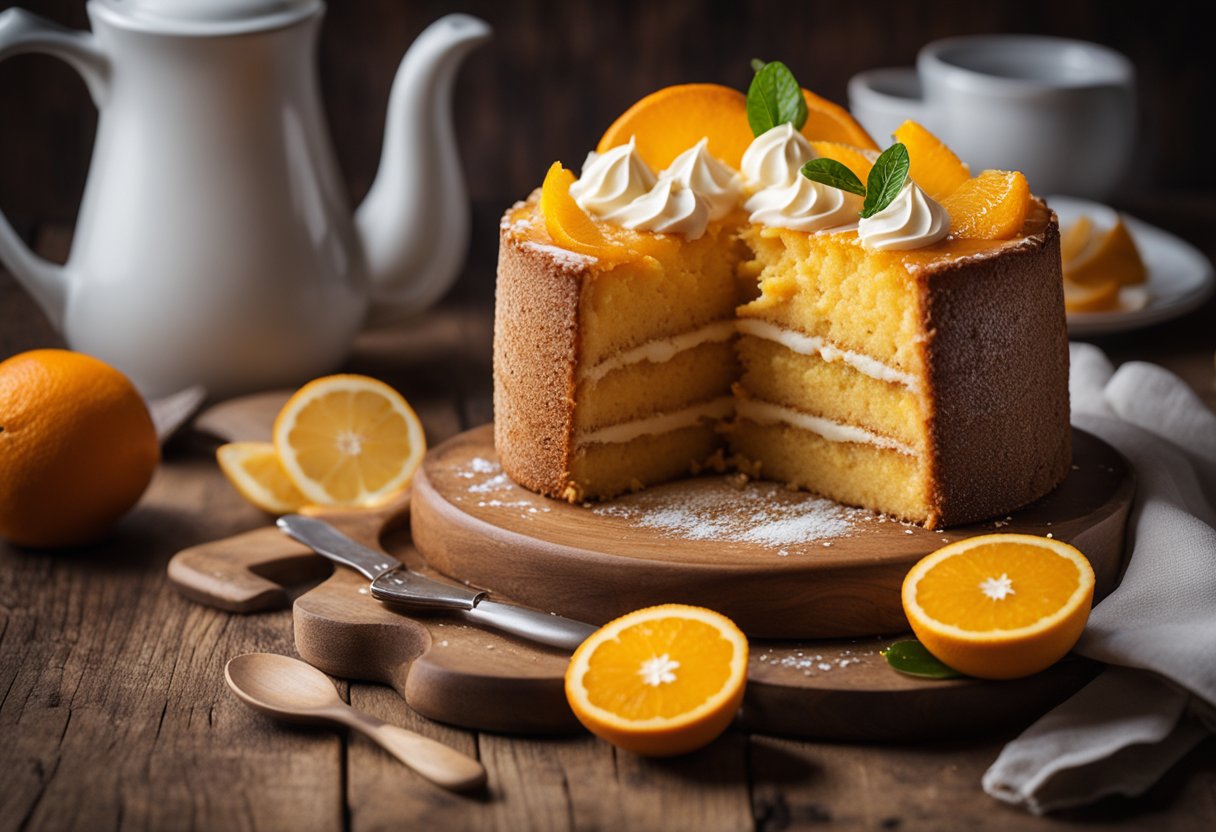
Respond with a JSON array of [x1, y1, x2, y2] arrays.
[[463, 600, 598, 653]]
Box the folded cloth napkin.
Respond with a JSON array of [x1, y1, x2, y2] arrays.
[[982, 342, 1216, 814]]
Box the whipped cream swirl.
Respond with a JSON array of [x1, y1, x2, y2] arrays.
[[741, 123, 815, 188], [603, 177, 709, 239], [744, 175, 862, 232], [569, 137, 656, 216], [659, 138, 742, 220], [857, 181, 950, 250]]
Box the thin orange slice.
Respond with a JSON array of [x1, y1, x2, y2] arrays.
[[596, 84, 753, 171], [1059, 215, 1096, 264], [802, 88, 880, 150], [216, 441, 307, 514], [273, 374, 426, 507], [1065, 218, 1147, 287], [901, 534, 1095, 680], [565, 604, 748, 756], [939, 170, 1031, 240], [892, 120, 970, 202], [539, 162, 634, 263], [809, 140, 877, 181], [1063, 276, 1121, 313]]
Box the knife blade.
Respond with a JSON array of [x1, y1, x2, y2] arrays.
[[277, 515, 597, 652]]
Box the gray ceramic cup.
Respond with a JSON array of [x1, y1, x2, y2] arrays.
[[848, 35, 1137, 198]]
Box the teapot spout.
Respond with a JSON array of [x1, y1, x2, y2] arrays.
[[355, 14, 490, 323]]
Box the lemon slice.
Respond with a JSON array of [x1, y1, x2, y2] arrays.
[[565, 604, 748, 757], [216, 441, 307, 514], [272, 374, 426, 507]]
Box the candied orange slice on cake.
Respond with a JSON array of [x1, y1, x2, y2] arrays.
[[539, 162, 635, 262], [893, 120, 971, 202], [596, 83, 753, 171], [1064, 217, 1147, 287], [939, 170, 1031, 240], [565, 604, 748, 756], [802, 88, 880, 150], [901, 534, 1095, 679], [809, 140, 877, 181]]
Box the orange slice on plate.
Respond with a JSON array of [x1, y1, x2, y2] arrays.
[[216, 441, 307, 514], [596, 83, 753, 171], [892, 120, 971, 202], [1063, 276, 1122, 313], [939, 170, 1031, 240], [1059, 215, 1096, 264], [901, 534, 1095, 679], [565, 604, 748, 756], [1064, 218, 1147, 287], [273, 374, 426, 507]]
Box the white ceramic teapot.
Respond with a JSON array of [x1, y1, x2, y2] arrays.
[[0, 0, 490, 397]]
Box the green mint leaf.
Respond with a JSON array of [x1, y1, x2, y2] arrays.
[[861, 142, 910, 219], [746, 60, 808, 136], [800, 158, 867, 197], [881, 640, 966, 679], [750, 58, 767, 73]]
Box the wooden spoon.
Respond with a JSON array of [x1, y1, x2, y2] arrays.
[[225, 652, 486, 791]]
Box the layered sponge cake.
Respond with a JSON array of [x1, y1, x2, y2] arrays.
[[494, 77, 1070, 528]]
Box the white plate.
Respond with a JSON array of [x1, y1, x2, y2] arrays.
[[1048, 195, 1215, 337]]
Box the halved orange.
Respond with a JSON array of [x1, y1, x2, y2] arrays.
[[565, 604, 748, 756], [802, 88, 880, 150], [217, 441, 306, 514], [939, 170, 1031, 240], [596, 84, 753, 171], [901, 534, 1095, 680], [892, 120, 970, 202], [1064, 218, 1147, 287], [809, 140, 877, 181], [273, 374, 426, 507]]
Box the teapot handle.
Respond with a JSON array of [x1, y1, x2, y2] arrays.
[[0, 8, 108, 330]]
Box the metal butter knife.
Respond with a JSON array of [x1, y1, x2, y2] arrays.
[[277, 515, 597, 652]]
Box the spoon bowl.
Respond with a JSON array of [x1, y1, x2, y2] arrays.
[[225, 652, 486, 791]]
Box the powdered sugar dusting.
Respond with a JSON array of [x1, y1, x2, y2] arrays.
[[592, 478, 865, 549], [521, 241, 597, 268], [754, 645, 878, 676]]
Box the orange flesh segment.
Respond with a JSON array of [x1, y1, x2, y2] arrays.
[[1063, 278, 1121, 313], [596, 83, 752, 171], [1059, 215, 1095, 263], [915, 542, 1082, 631], [802, 89, 880, 150], [809, 141, 876, 181], [1065, 219, 1146, 287], [584, 617, 735, 720], [939, 170, 1031, 240], [893, 120, 971, 202]]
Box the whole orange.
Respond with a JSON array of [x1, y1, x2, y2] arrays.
[[0, 349, 160, 548]]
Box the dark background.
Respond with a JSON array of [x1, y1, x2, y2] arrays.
[[0, 0, 1208, 231]]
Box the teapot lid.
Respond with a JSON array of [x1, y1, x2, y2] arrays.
[[94, 0, 322, 35]]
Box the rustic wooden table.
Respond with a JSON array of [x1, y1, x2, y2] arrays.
[[2, 203, 1214, 831]]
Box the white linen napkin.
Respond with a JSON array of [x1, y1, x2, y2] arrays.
[[982, 342, 1216, 814]]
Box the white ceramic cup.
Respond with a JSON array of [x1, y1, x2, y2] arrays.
[[848, 35, 1137, 199]]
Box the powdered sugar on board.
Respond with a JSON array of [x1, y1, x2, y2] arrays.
[[449, 455, 870, 552]]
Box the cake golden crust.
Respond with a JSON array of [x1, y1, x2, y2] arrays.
[[918, 216, 1070, 526], [493, 203, 584, 499]]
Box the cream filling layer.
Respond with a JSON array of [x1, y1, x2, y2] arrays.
[[576, 397, 734, 446], [736, 398, 918, 456], [580, 320, 738, 383], [736, 318, 919, 391]]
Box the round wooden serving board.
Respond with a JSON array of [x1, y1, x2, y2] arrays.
[[412, 425, 1134, 638], [170, 410, 1134, 741]]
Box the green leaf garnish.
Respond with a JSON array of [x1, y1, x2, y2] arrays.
[[881, 640, 966, 679], [860, 142, 910, 218], [746, 60, 808, 137], [750, 58, 767, 73], [800, 158, 867, 197]]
